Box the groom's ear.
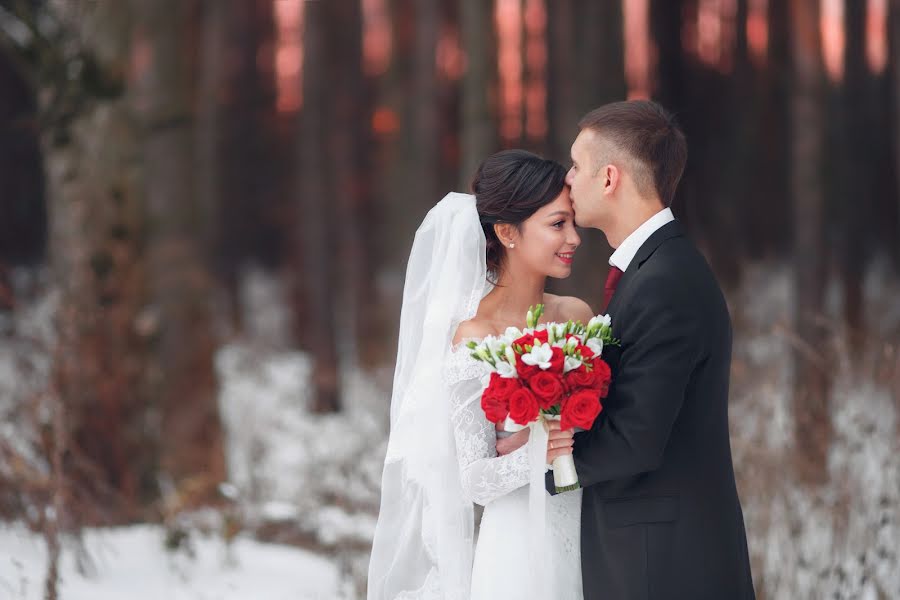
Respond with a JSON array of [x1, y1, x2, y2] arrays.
[[602, 164, 620, 195]]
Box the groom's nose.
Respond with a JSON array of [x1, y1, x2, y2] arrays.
[[565, 168, 574, 185]]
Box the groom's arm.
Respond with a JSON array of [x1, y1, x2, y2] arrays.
[[558, 274, 703, 491]]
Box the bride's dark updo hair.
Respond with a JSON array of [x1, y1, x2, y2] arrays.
[[471, 149, 567, 279]]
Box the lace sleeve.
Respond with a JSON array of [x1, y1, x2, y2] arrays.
[[444, 349, 530, 506]]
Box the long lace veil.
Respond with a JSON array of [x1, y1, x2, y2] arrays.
[[367, 192, 489, 600]]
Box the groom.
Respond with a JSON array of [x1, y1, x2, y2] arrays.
[[503, 100, 755, 599]]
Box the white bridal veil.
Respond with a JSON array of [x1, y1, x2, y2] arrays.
[[367, 193, 489, 600]]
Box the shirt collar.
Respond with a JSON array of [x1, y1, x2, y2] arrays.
[[608, 207, 675, 272]]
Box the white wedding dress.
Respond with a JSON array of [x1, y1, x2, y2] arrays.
[[368, 193, 582, 600], [445, 342, 584, 600]]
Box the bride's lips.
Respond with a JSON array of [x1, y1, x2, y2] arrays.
[[556, 251, 575, 265]]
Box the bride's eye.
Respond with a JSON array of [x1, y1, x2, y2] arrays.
[[552, 221, 564, 228]]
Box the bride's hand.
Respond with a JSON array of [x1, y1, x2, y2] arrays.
[[546, 421, 575, 463], [496, 428, 530, 456]]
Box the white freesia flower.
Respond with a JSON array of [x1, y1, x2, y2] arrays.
[[505, 345, 517, 366], [486, 337, 505, 361], [504, 326, 523, 339], [496, 361, 517, 378], [549, 323, 567, 343], [564, 336, 579, 352], [587, 314, 610, 333], [564, 355, 583, 373], [521, 342, 554, 370], [586, 337, 604, 356]]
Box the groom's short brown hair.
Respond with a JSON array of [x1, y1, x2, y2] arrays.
[[578, 100, 687, 207]]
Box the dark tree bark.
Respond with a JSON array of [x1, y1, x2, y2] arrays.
[[412, 0, 441, 204], [133, 0, 225, 495], [650, 0, 685, 110], [890, 0, 900, 271], [375, 0, 431, 352], [459, 0, 498, 186], [758, 0, 792, 256], [838, 0, 872, 352], [579, 0, 626, 112], [546, 0, 577, 164], [324, 0, 380, 369], [0, 50, 45, 272], [294, 0, 340, 412], [789, 0, 831, 485]]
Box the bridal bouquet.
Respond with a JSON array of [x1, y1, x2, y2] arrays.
[[466, 305, 617, 492]]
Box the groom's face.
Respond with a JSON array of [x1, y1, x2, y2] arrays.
[[566, 129, 607, 230]]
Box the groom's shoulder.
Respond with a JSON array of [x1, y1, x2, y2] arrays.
[[645, 229, 711, 275]]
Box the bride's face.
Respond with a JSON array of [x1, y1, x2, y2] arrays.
[[508, 188, 580, 279]]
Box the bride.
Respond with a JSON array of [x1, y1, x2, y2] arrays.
[[368, 150, 595, 600]]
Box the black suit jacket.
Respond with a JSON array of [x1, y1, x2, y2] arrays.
[[547, 220, 755, 600]]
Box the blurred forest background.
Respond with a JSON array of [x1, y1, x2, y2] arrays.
[[0, 0, 898, 598]]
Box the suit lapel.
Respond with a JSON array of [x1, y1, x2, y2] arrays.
[[604, 219, 684, 317]]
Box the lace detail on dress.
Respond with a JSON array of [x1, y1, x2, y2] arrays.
[[442, 340, 487, 387], [445, 347, 531, 506], [549, 488, 583, 569]]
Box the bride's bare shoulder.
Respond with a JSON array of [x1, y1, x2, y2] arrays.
[[544, 293, 596, 324], [452, 318, 493, 347]]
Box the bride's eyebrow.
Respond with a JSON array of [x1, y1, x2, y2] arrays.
[[545, 210, 572, 219]]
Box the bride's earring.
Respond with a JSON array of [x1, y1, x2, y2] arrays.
[[509, 243, 515, 249]]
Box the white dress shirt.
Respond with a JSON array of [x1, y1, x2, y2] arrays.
[[608, 207, 675, 272]]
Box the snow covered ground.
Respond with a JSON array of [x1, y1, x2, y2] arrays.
[[1, 263, 898, 599], [0, 524, 340, 600]]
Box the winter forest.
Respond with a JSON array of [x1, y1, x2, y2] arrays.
[[0, 0, 898, 598]]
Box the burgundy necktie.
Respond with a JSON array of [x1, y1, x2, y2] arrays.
[[602, 266, 624, 312]]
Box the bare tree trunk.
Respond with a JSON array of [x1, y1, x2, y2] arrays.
[[760, 0, 792, 256], [650, 0, 685, 109], [580, 0, 626, 110], [790, 0, 831, 485], [891, 0, 900, 270], [195, 0, 229, 324], [28, 0, 154, 519], [547, 0, 576, 163], [323, 0, 380, 369], [413, 0, 441, 203], [132, 0, 225, 496], [295, 0, 340, 412], [460, 0, 498, 186], [839, 0, 871, 353]]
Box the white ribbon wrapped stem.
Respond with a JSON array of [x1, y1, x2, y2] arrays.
[[542, 414, 580, 493]]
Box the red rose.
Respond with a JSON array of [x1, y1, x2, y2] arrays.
[[591, 358, 612, 398], [528, 371, 564, 410], [508, 388, 540, 425], [513, 333, 538, 350], [487, 372, 522, 400], [564, 364, 597, 390], [514, 354, 541, 381], [513, 329, 548, 350], [547, 346, 565, 374], [481, 389, 509, 424], [560, 389, 602, 430]]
